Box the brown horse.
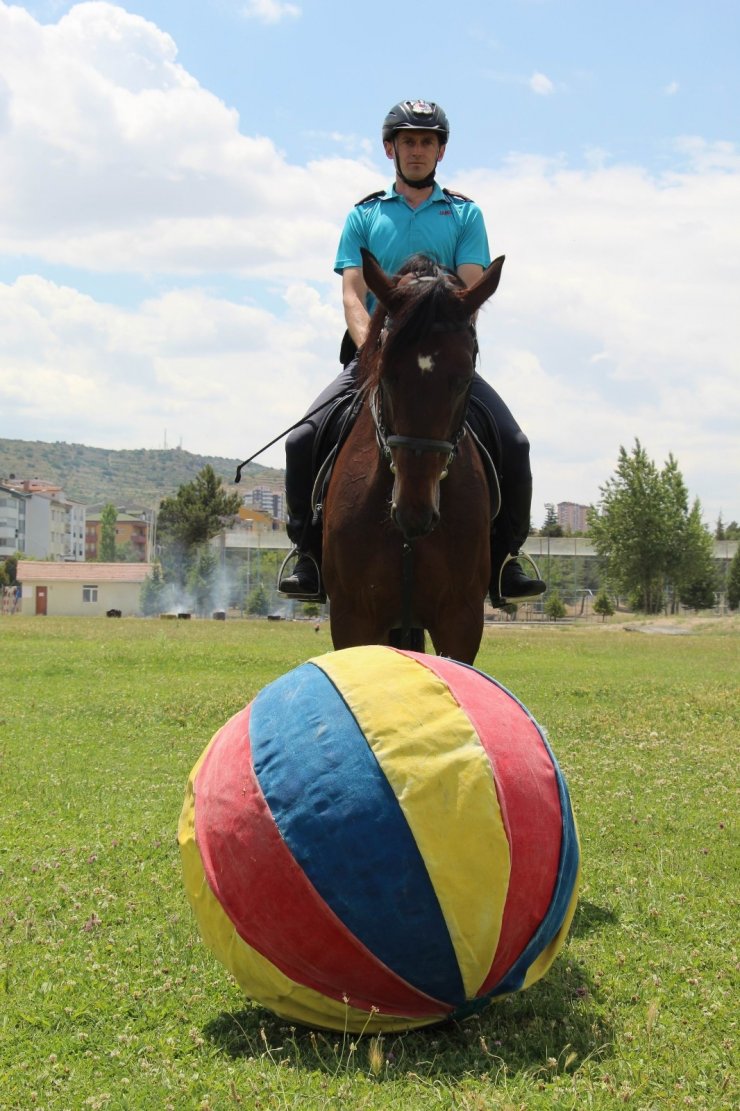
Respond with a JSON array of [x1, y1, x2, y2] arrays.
[[322, 249, 505, 663]]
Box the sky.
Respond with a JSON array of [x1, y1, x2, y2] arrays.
[[0, 0, 738, 527]]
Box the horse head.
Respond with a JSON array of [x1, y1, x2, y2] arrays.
[[360, 249, 504, 541]]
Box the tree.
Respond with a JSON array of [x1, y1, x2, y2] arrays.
[[140, 564, 167, 615], [157, 465, 240, 587], [541, 503, 563, 537], [660, 454, 690, 608], [589, 440, 715, 614], [246, 583, 269, 616], [727, 548, 740, 611], [99, 503, 118, 562], [188, 546, 219, 616], [593, 591, 615, 621], [715, 513, 740, 540], [1, 554, 19, 585], [589, 442, 666, 612], [677, 500, 717, 611], [544, 591, 567, 621]]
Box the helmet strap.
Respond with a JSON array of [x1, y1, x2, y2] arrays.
[[398, 167, 437, 189], [392, 139, 438, 190]]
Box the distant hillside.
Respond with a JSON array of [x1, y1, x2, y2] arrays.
[[0, 438, 285, 507]]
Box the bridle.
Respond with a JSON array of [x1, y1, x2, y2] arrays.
[[369, 383, 467, 481], [368, 309, 476, 481]]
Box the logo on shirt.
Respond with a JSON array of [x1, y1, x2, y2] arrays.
[[439, 209, 452, 216]]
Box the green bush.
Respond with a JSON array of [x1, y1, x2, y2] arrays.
[[544, 591, 567, 621]]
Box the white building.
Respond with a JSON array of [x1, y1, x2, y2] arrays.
[[245, 486, 286, 522], [0, 485, 28, 557], [557, 502, 590, 534], [1, 480, 86, 560]]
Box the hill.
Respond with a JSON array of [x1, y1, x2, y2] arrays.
[[0, 438, 284, 507]]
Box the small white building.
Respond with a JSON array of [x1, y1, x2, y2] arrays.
[[16, 561, 154, 617]]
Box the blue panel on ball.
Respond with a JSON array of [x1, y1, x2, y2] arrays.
[[250, 663, 465, 1006]]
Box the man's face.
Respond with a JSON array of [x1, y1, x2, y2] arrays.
[[384, 129, 445, 181]]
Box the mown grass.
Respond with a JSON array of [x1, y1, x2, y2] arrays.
[[0, 615, 737, 1110]]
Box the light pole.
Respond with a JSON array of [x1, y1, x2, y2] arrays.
[[141, 507, 158, 564], [544, 504, 554, 590]]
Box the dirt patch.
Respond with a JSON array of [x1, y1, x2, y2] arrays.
[[617, 613, 739, 636], [624, 623, 693, 635]]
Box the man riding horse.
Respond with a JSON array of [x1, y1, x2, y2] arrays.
[[280, 99, 546, 608]]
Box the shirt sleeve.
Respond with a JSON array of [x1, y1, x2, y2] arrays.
[[334, 206, 368, 273], [454, 203, 492, 269]]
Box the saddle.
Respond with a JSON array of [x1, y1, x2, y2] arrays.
[[310, 389, 365, 526]]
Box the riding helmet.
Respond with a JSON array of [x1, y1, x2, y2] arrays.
[[382, 100, 450, 144]]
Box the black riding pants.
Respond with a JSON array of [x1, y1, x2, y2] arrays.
[[285, 360, 533, 554]]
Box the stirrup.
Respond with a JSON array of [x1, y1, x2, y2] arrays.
[[494, 551, 545, 606], [277, 548, 327, 603]]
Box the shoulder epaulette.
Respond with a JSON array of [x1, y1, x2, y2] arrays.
[[355, 189, 385, 207], [443, 187, 475, 203]]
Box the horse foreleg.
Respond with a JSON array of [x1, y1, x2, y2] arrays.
[[427, 600, 484, 665], [328, 600, 394, 651]]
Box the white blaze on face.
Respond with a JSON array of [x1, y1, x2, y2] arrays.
[[418, 354, 435, 374]]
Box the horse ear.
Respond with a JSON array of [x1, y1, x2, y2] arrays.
[[361, 248, 396, 310], [459, 255, 505, 317]]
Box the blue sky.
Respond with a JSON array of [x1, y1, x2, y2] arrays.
[[1, 0, 738, 526]]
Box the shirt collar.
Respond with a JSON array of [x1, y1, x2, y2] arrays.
[[383, 182, 446, 205]]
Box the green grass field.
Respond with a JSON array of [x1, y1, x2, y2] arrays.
[[1, 615, 737, 1110]]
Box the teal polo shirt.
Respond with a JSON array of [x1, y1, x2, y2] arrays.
[[334, 183, 492, 310]]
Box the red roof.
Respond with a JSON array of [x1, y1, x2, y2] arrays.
[[17, 561, 154, 583]]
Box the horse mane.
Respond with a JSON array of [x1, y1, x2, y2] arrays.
[[357, 255, 471, 387]]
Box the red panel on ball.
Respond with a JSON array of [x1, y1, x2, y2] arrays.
[[194, 705, 453, 1018], [402, 652, 562, 993]]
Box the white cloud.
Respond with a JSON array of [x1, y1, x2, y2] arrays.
[[0, 274, 342, 460], [459, 150, 740, 520], [240, 0, 301, 24], [529, 71, 554, 96], [0, 2, 737, 524], [0, 2, 362, 278], [664, 80, 680, 96], [304, 130, 375, 160]]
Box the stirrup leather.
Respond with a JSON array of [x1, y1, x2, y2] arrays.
[[277, 548, 327, 603]]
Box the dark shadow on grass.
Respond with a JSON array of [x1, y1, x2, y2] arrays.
[[570, 900, 619, 938], [202, 952, 614, 1083]]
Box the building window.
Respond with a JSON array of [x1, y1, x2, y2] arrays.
[[82, 585, 98, 603]]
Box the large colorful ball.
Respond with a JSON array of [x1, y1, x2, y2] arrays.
[[178, 646, 580, 1032]]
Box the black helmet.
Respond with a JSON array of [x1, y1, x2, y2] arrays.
[[382, 100, 450, 144]]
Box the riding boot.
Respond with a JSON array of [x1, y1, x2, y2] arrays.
[[489, 480, 546, 607], [279, 426, 325, 600], [279, 504, 325, 599], [279, 543, 324, 599], [279, 361, 361, 601]]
